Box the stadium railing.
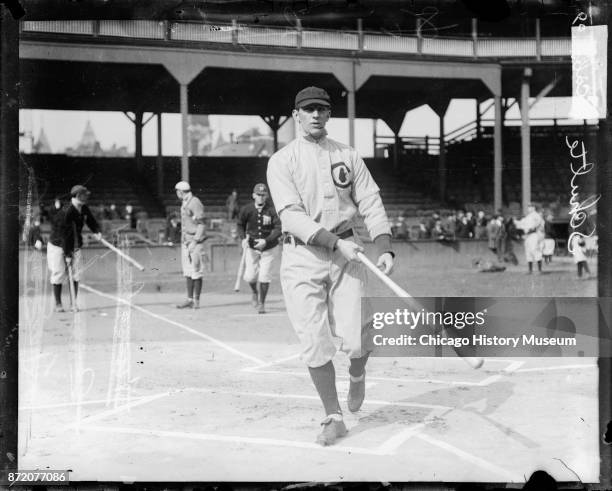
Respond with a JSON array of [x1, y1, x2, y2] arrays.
[[20, 20, 571, 59]]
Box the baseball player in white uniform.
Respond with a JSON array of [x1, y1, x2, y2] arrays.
[[267, 86, 395, 446], [515, 203, 545, 274], [175, 181, 206, 309]]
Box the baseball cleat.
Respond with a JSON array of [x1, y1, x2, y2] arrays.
[[347, 371, 366, 412], [176, 299, 194, 309], [251, 292, 259, 307], [54, 304, 65, 313], [316, 415, 347, 446], [258, 303, 266, 314], [193, 299, 200, 309]]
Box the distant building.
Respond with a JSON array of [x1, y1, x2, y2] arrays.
[[32, 127, 52, 153], [65, 120, 129, 157], [207, 127, 275, 157], [188, 115, 214, 156]]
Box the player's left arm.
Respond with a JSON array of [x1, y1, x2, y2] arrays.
[[190, 198, 207, 243], [84, 205, 102, 240], [350, 152, 395, 273]]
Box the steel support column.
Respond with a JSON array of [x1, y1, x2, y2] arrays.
[[520, 68, 532, 214], [180, 83, 189, 182], [494, 95, 503, 212]]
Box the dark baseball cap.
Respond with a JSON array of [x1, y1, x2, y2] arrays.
[[70, 185, 90, 197], [253, 183, 268, 194], [295, 86, 331, 109]]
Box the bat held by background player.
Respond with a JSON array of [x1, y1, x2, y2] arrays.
[[98, 237, 145, 271], [234, 239, 248, 292]]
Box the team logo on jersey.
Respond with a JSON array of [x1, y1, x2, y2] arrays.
[[331, 162, 351, 189]]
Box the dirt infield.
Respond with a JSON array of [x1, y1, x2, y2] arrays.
[[18, 248, 599, 483]]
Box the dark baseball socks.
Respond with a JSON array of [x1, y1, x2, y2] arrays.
[[528, 261, 543, 273], [53, 282, 78, 307], [259, 282, 269, 306], [193, 278, 202, 301], [186, 277, 194, 299], [349, 353, 369, 381], [53, 283, 62, 306], [308, 361, 342, 417]]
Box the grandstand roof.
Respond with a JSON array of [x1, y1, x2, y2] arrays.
[[19, 56, 571, 118]]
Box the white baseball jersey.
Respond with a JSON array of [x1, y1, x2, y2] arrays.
[[267, 131, 391, 242], [267, 130, 390, 367], [516, 211, 545, 262]]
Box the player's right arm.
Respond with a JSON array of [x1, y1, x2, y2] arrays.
[[267, 153, 339, 250]]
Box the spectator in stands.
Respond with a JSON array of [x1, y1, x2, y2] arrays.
[[392, 215, 409, 240], [465, 211, 475, 238], [105, 203, 120, 220], [474, 210, 487, 239], [425, 211, 439, 238], [455, 210, 470, 239], [493, 214, 506, 263], [165, 213, 181, 245], [503, 215, 519, 265], [124, 203, 137, 229], [226, 189, 240, 221], [486, 216, 500, 256], [442, 212, 456, 239], [542, 213, 556, 264]]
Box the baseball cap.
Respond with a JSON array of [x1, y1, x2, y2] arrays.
[[175, 181, 191, 192], [295, 86, 331, 109], [70, 185, 90, 197], [253, 183, 268, 194]]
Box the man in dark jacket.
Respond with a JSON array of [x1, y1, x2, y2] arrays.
[[237, 183, 281, 314], [47, 185, 101, 312]]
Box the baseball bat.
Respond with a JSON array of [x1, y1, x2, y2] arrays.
[[356, 252, 484, 370], [234, 245, 247, 292], [98, 237, 145, 271], [66, 258, 78, 313]]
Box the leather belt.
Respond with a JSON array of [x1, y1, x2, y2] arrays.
[[283, 229, 353, 246]]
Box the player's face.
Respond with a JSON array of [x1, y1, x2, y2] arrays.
[[294, 104, 331, 139], [76, 192, 89, 204], [253, 192, 267, 206]]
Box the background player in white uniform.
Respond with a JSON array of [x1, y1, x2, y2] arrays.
[[237, 183, 282, 314], [175, 181, 206, 309], [267, 87, 395, 446], [515, 203, 545, 274]]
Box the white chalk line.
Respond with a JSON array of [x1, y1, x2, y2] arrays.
[[415, 433, 521, 482], [241, 352, 302, 372], [503, 361, 525, 373], [78, 424, 388, 456], [80, 283, 265, 365], [63, 391, 170, 429], [231, 313, 288, 318], [514, 363, 597, 373], [248, 369, 492, 386], [20, 394, 151, 411], [177, 387, 452, 411]]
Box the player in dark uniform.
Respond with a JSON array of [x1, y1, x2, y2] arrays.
[[47, 185, 101, 312], [237, 183, 282, 314]]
